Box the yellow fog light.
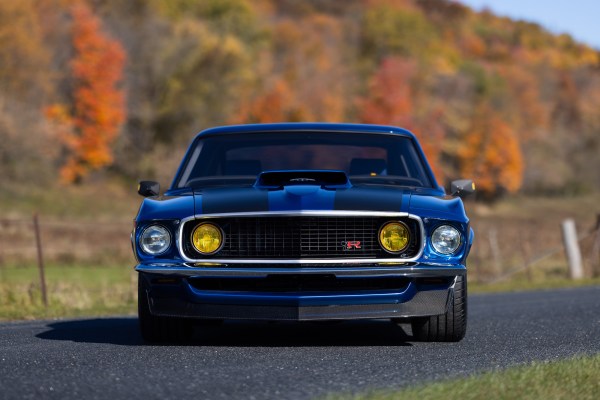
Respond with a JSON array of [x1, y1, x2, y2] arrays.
[[191, 223, 223, 255], [379, 221, 410, 253]]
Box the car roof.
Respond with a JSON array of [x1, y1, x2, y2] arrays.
[[193, 123, 417, 140]]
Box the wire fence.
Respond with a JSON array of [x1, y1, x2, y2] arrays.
[[468, 214, 600, 283], [0, 213, 599, 285], [0, 216, 134, 267], [0, 216, 137, 313]]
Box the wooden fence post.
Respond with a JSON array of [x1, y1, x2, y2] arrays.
[[33, 213, 48, 307], [488, 228, 502, 277], [519, 232, 533, 282], [592, 214, 600, 276], [561, 218, 583, 280]]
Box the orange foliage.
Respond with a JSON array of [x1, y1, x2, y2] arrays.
[[357, 57, 446, 180], [235, 13, 347, 124], [47, 1, 126, 183], [24, 0, 600, 195], [235, 79, 306, 123], [292, 14, 347, 122], [358, 57, 415, 128], [363, 0, 416, 11], [502, 66, 548, 137], [413, 108, 446, 182], [461, 34, 486, 58], [458, 109, 524, 198]]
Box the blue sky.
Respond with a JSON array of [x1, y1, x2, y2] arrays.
[[458, 0, 600, 49]]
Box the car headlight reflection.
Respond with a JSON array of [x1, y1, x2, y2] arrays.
[[431, 225, 461, 255], [140, 225, 171, 255], [379, 221, 410, 253], [191, 223, 223, 255]]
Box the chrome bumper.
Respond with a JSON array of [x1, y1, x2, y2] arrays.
[[135, 263, 465, 278]]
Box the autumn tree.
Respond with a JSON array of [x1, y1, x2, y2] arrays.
[[2, 0, 597, 196], [0, 0, 51, 101], [47, 1, 126, 183], [358, 57, 415, 127], [0, 0, 63, 183], [234, 13, 349, 124], [361, 0, 438, 62], [458, 107, 524, 199], [502, 66, 548, 138], [276, 14, 349, 122], [235, 79, 303, 123], [357, 56, 446, 180]]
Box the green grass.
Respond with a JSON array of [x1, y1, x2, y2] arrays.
[[470, 277, 600, 294], [0, 264, 136, 320], [0, 181, 139, 220], [327, 354, 600, 400]]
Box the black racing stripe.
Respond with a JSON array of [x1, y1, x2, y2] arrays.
[[334, 186, 403, 211], [201, 188, 269, 214]]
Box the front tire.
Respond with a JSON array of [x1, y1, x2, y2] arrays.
[[138, 275, 193, 343], [411, 274, 467, 342]]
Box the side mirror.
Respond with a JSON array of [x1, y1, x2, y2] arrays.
[[450, 179, 475, 198], [138, 181, 160, 197]]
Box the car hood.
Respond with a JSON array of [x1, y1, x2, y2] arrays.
[[137, 185, 467, 224], [191, 184, 443, 215]]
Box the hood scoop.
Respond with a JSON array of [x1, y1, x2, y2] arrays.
[[255, 170, 350, 189]]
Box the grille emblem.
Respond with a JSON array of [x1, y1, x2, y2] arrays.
[[341, 240, 362, 250]]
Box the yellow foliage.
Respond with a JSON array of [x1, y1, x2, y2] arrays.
[[0, 0, 51, 98]]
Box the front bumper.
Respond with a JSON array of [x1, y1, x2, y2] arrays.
[[136, 263, 465, 321]]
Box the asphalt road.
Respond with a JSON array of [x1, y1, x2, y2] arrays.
[[1, 286, 599, 400]]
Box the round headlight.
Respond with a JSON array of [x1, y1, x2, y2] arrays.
[[379, 222, 410, 253], [191, 223, 223, 255], [431, 225, 461, 255], [140, 225, 171, 255]]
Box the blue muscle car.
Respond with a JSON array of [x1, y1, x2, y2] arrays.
[[133, 123, 474, 342]]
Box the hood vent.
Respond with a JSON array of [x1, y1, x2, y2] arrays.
[[255, 170, 350, 189]]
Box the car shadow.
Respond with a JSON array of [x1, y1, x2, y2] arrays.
[[36, 318, 414, 347], [36, 317, 145, 346]]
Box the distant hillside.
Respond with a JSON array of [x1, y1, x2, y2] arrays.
[[1, 0, 599, 198]]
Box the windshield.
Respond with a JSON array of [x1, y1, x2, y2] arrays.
[[174, 132, 433, 189]]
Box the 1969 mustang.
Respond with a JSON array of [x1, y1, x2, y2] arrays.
[[133, 123, 474, 342]]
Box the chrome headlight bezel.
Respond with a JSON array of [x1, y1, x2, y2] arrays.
[[139, 225, 172, 255], [431, 225, 461, 255]]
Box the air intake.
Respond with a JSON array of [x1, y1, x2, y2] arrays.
[[255, 170, 349, 188]]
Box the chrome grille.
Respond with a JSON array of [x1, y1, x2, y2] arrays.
[[182, 216, 420, 260]]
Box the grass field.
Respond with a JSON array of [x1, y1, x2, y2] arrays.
[[328, 354, 600, 400], [0, 181, 140, 220], [470, 276, 600, 294], [0, 264, 136, 320]]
